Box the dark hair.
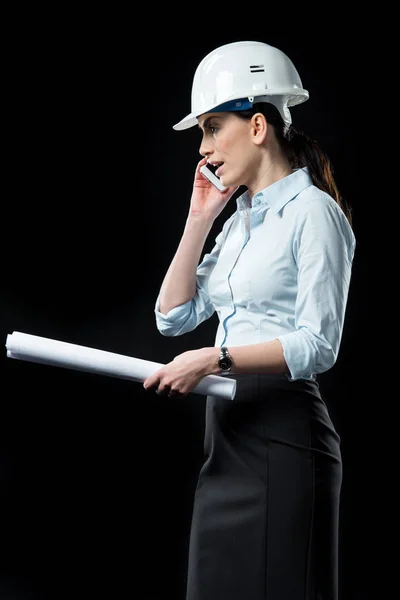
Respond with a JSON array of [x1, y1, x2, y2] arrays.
[[236, 103, 353, 227]]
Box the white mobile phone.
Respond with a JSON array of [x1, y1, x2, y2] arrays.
[[200, 164, 227, 192]]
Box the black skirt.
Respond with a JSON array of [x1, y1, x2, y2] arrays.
[[185, 374, 342, 600]]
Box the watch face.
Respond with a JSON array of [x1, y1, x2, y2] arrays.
[[219, 357, 232, 371], [219, 347, 232, 372]]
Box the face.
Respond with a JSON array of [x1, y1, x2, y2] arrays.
[[198, 112, 260, 189]]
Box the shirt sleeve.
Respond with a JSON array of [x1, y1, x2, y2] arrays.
[[277, 196, 356, 380], [154, 219, 232, 336]]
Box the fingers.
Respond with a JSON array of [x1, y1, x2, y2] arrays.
[[153, 386, 182, 398], [196, 157, 208, 171], [143, 376, 183, 398], [155, 386, 169, 397], [166, 388, 182, 399]]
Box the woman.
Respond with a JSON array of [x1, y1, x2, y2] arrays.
[[143, 41, 355, 600]]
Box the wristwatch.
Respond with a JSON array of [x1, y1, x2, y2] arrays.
[[218, 346, 233, 373]]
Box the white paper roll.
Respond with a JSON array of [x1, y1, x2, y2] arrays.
[[5, 331, 237, 400]]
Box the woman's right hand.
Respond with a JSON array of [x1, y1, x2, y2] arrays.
[[189, 157, 238, 219]]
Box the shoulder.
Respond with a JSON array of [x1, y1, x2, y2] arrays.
[[294, 185, 353, 230], [286, 185, 356, 253], [294, 184, 341, 215]]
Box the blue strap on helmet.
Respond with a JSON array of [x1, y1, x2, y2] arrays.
[[208, 98, 253, 113]]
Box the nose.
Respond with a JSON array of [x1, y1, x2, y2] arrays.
[[199, 137, 212, 159]]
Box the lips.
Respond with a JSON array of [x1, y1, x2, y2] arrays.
[[207, 161, 224, 177]]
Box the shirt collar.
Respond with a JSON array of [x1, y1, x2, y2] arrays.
[[236, 167, 313, 214]]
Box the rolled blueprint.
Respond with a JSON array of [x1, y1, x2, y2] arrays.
[[5, 331, 237, 400]]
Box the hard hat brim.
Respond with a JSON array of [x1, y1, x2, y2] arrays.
[[173, 113, 198, 131], [172, 89, 309, 131]]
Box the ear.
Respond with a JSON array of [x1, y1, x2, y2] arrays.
[[250, 112, 267, 145]]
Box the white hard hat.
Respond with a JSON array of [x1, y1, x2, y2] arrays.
[[173, 41, 309, 131]]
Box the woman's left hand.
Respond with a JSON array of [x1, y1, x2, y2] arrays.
[[143, 347, 218, 398]]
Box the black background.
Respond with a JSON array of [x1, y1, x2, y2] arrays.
[[1, 8, 381, 600]]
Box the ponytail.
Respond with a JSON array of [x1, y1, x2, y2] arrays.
[[237, 103, 353, 227], [284, 126, 352, 226]]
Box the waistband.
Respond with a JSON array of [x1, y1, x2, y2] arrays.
[[228, 373, 321, 401]]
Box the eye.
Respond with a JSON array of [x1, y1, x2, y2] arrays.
[[209, 124, 219, 135]]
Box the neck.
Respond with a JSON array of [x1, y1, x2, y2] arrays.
[[248, 157, 293, 198]]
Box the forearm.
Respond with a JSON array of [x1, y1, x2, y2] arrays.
[[158, 214, 214, 315], [144, 341, 290, 398], [204, 340, 290, 376]]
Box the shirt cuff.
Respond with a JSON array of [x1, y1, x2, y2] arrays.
[[277, 332, 316, 381], [154, 297, 193, 336]]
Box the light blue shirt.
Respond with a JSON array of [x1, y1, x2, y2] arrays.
[[155, 167, 356, 381]]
